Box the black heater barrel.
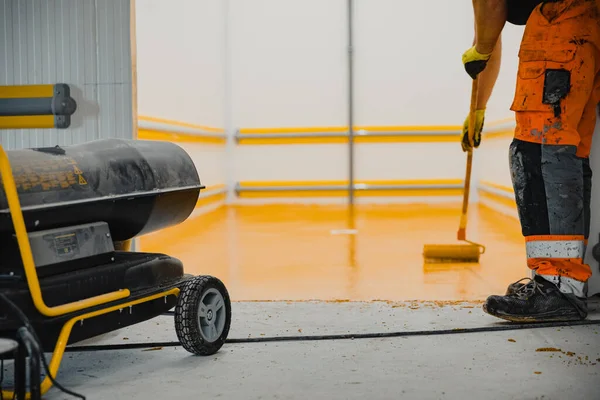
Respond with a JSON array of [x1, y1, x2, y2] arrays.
[[0, 139, 202, 241]]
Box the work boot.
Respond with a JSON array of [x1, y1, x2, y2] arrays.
[[483, 275, 588, 323], [505, 277, 529, 296]]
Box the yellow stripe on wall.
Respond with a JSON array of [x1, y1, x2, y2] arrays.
[[239, 189, 464, 198], [138, 129, 227, 144], [481, 117, 515, 140], [479, 180, 513, 194], [139, 116, 225, 133], [135, 117, 514, 145], [237, 125, 462, 145], [237, 135, 461, 145], [238, 125, 461, 134], [0, 84, 54, 99], [240, 126, 348, 134], [478, 190, 517, 209], [0, 115, 55, 129], [137, 115, 226, 145], [483, 129, 514, 140], [237, 179, 464, 198]]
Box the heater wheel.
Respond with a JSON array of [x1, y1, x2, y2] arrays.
[[174, 275, 232, 355]]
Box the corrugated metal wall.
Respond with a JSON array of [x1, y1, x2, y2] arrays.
[[0, 0, 133, 150]]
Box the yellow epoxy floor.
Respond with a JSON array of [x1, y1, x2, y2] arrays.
[[139, 204, 528, 302]]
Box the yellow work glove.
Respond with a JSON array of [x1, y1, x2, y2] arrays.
[[462, 46, 492, 79], [461, 109, 485, 152]]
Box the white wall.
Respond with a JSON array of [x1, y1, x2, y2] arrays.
[[134, 0, 531, 206], [136, 0, 225, 128], [230, 0, 346, 129], [585, 117, 600, 295], [0, 0, 134, 150], [229, 0, 524, 204], [135, 0, 227, 212]]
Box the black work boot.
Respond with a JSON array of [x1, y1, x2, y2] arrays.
[[505, 277, 529, 296], [483, 275, 588, 323]]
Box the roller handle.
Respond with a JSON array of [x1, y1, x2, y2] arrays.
[[458, 78, 479, 241]]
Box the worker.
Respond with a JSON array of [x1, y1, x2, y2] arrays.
[[461, 0, 600, 322]]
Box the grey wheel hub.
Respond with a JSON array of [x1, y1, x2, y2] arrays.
[[197, 288, 226, 343]]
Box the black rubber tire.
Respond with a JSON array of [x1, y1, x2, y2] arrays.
[[174, 275, 231, 355]]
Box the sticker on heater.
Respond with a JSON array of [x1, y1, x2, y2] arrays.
[[11, 156, 88, 192], [53, 232, 80, 257]]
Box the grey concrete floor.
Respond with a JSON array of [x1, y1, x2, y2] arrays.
[[10, 301, 600, 399]]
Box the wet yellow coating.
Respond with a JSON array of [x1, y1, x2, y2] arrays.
[[139, 204, 527, 302]]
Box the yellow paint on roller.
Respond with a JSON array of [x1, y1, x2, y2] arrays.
[[0, 115, 55, 129], [0, 84, 54, 99], [422, 244, 483, 263]]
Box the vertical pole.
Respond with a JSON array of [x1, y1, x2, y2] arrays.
[[129, 0, 139, 252], [223, 0, 236, 204], [130, 0, 138, 141], [347, 0, 355, 206]]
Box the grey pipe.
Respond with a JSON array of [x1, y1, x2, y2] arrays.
[[347, 0, 355, 206], [235, 183, 464, 194], [234, 130, 461, 141]]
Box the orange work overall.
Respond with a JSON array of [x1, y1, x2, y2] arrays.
[[509, 0, 600, 289]]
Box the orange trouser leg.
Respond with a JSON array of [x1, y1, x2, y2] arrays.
[[508, 1, 600, 293]]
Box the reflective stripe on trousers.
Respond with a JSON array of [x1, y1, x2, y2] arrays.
[[525, 235, 585, 259], [525, 235, 591, 284]]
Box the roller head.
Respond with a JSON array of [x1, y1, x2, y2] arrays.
[[422, 244, 482, 263]]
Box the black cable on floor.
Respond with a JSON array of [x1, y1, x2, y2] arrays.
[[64, 318, 600, 353], [0, 293, 86, 400]]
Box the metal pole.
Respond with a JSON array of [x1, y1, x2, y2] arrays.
[[347, 0, 355, 206], [224, 0, 236, 204]]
